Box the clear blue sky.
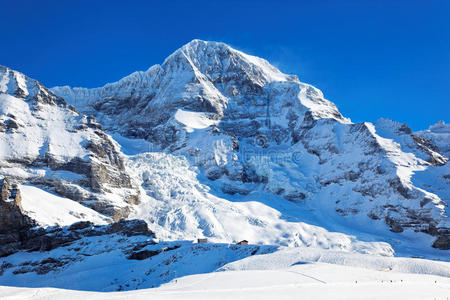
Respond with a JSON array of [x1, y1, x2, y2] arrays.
[[1, 0, 449, 130]]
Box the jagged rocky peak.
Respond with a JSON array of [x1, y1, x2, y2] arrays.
[[416, 121, 450, 158], [0, 65, 70, 109], [52, 39, 347, 144], [163, 39, 297, 87], [374, 118, 448, 166]]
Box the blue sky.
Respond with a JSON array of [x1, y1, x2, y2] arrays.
[[1, 0, 448, 130]]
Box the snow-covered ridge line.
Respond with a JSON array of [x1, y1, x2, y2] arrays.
[[51, 68, 158, 110], [416, 120, 450, 158], [51, 39, 347, 123], [1, 65, 70, 109]]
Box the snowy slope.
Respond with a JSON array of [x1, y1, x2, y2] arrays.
[[126, 152, 393, 255], [2, 268, 449, 300], [0, 245, 449, 298], [19, 184, 108, 227]]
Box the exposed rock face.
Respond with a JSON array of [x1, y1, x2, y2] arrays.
[[127, 245, 180, 260], [0, 218, 154, 257], [51, 40, 450, 250], [0, 66, 139, 220], [0, 178, 35, 233], [432, 233, 450, 250]]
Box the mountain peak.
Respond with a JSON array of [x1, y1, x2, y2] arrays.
[[0, 65, 32, 98], [0, 65, 69, 108], [172, 39, 232, 58], [429, 120, 450, 133], [163, 39, 295, 85], [180, 39, 229, 50], [52, 40, 348, 138]]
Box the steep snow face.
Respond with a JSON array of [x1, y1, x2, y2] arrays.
[[174, 109, 220, 131], [48, 40, 449, 252], [412, 121, 450, 228], [0, 66, 138, 220], [416, 121, 450, 158], [19, 184, 109, 227]]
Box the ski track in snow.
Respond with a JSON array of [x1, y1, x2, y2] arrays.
[[1, 261, 449, 300]]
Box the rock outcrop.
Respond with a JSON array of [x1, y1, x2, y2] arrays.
[[0, 218, 154, 257], [0, 178, 35, 234]]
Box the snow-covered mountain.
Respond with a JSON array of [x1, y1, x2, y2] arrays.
[[52, 40, 449, 252], [0, 39, 449, 294]]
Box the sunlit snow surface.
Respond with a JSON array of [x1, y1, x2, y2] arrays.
[[1, 246, 449, 299], [20, 185, 108, 226]]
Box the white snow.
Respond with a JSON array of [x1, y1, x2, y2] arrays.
[[126, 152, 393, 256], [0, 93, 89, 161], [1, 245, 449, 299], [2, 266, 449, 300], [20, 184, 109, 226], [174, 109, 219, 132], [416, 120, 450, 158]]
